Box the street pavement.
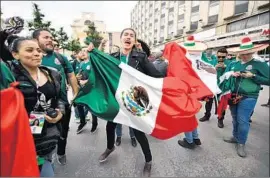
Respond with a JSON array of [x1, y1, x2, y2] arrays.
[[55, 87, 269, 177]]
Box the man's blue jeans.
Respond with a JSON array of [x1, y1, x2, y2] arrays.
[[116, 124, 135, 138], [184, 128, 199, 143], [230, 97, 257, 144]]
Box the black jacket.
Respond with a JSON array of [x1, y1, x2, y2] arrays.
[[0, 31, 14, 62], [6, 61, 65, 156], [111, 49, 163, 78], [6, 61, 65, 115]]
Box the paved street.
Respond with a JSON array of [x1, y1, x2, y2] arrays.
[[55, 87, 269, 177]]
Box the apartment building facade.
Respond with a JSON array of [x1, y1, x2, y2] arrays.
[[130, 0, 269, 55]]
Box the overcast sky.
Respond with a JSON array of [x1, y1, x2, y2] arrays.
[[1, 1, 137, 37]]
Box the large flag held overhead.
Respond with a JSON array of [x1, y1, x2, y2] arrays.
[[163, 42, 221, 98], [1, 83, 39, 177], [75, 48, 203, 139]]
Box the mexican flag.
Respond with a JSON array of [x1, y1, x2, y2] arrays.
[[163, 43, 220, 98], [74, 44, 213, 139], [1, 83, 39, 177]]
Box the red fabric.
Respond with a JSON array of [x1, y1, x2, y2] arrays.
[[163, 42, 214, 100], [217, 93, 231, 119], [1, 85, 39, 177], [152, 77, 200, 139], [152, 42, 215, 139]]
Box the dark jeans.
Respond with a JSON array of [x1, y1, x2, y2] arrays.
[[106, 121, 152, 162], [77, 105, 98, 126], [57, 105, 71, 156], [205, 97, 214, 117]]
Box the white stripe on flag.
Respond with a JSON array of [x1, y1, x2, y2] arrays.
[[113, 62, 163, 134]]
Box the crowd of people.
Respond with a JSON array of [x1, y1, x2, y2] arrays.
[[0, 16, 269, 177]]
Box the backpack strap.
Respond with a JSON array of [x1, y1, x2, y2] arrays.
[[54, 52, 69, 76]]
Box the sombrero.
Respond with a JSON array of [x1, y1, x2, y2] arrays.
[[179, 35, 208, 52], [227, 37, 269, 55]]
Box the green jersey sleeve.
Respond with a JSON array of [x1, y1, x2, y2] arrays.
[[252, 62, 270, 86]]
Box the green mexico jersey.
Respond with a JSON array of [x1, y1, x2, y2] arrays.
[[226, 58, 270, 98], [41, 52, 74, 103]]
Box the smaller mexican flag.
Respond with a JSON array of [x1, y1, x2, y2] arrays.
[[74, 48, 205, 139]]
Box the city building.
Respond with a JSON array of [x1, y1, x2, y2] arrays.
[[71, 12, 121, 53], [131, 0, 269, 56]]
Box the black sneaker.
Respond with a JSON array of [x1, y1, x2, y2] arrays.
[[218, 119, 224, 128], [77, 122, 87, 134], [116, 137, 121, 146], [142, 161, 152, 177], [57, 154, 66, 165], [99, 146, 115, 163], [193, 138, 201, 145], [178, 138, 195, 149], [90, 124, 98, 134], [131, 137, 137, 147], [199, 115, 210, 122]]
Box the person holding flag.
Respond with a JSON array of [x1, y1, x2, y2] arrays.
[[176, 36, 216, 149], [220, 37, 269, 157]]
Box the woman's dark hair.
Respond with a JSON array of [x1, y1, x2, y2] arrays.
[[137, 39, 151, 57], [9, 37, 34, 52], [120, 28, 137, 40], [31, 119, 40, 126], [7, 35, 19, 46]]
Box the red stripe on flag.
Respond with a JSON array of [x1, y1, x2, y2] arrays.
[[151, 77, 200, 140], [163, 42, 214, 100], [1, 86, 40, 177]]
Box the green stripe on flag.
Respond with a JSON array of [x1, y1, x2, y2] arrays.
[[184, 42, 195, 46], [240, 44, 254, 49], [74, 49, 122, 120]]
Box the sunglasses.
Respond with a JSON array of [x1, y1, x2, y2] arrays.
[[217, 56, 226, 59]]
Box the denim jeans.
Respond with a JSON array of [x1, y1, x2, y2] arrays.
[[115, 124, 135, 138], [184, 128, 199, 143], [40, 160, 54, 177], [230, 97, 257, 144], [40, 150, 55, 177]]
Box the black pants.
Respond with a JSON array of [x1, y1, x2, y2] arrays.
[[57, 105, 71, 156], [106, 121, 152, 162], [204, 97, 214, 117], [77, 105, 98, 126]]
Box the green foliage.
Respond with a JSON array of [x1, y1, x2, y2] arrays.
[[27, 3, 51, 31], [66, 38, 82, 52], [84, 22, 103, 48]]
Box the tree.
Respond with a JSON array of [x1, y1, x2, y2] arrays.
[[56, 27, 68, 50], [27, 3, 51, 31], [66, 38, 82, 53], [84, 22, 103, 48]]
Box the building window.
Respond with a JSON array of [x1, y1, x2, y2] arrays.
[[209, 0, 219, 7], [258, 12, 269, 26], [168, 23, 174, 38], [190, 21, 198, 30], [234, 0, 249, 15], [208, 15, 218, 24], [178, 5, 185, 15], [192, 0, 200, 7], [160, 28, 164, 38], [169, 11, 174, 21], [160, 16, 165, 26], [84, 20, 92, 25], [179, 1, 185, 6], [177, 29, 184, 35], [227, 12, 269, 32]]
